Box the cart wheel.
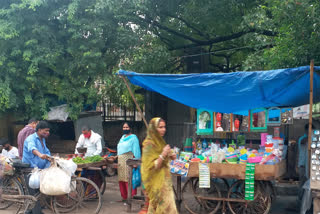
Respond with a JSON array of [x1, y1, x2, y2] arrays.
[[98, 170, 107, 195], [182, 178, 221, 214], [258, 181, 276, 202], [103, 165, 117, 177], [227, 180, 271, 214]]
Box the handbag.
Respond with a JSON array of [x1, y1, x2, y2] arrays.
[[132, 166, 141, 189]]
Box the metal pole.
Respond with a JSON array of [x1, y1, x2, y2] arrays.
[[308, 60, 314, 178], [120, 75, 148, 128]]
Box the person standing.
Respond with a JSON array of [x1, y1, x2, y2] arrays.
[[117, 122, 141, 202], [75, 126, 103, 196], [22, 121, 51, 214], [0, 139, 19, 159], [17, 118, 38, 159], [141, 117, 178, 214], [75, 126, 102, 157]]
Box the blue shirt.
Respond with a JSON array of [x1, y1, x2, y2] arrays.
[[117, 134, 141, 159], [22, 133, 51, 169]]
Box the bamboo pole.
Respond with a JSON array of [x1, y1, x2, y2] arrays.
[[120, 75, 148, 128], [308, 60, 314, 178]]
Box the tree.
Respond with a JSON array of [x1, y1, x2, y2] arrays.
[[0, 0, 139, 119], [107, 0, 277, 73], [244, 0, 320, 70]]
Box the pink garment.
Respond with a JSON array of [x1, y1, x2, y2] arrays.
[[17, 125, 35, 159], [119, 181, 137, 200]]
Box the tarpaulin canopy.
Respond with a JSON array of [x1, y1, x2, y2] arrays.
[[118, 66, 320, 113]]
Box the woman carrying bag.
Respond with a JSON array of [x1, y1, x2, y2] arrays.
[[117, 122, 141, 202]]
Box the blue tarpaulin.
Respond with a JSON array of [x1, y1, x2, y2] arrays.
[[118, 66, 320, 113]]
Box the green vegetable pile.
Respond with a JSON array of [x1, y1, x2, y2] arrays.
[[73, 155, 103, 164]]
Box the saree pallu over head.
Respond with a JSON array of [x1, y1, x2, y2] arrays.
[[141, 117, 169, 210]]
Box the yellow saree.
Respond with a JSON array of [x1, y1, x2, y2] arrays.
[[141, 118, 178, 214]]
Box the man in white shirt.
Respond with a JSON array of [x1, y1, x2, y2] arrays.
[[75, 126, 102, 157], [0, 139, 19, 159]]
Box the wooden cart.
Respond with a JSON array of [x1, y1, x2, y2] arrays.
[[179, 161, 286, 214], [76, 158, 117, 195]]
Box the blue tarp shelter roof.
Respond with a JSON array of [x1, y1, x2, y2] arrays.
[[118, 66, 320, 114]]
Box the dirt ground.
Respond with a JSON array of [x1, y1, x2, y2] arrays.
[[3, 175, 302, 214]]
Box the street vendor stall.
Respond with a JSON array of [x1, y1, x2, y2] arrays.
[[66, 148, 117, 196], [118, 63, 320, 214]]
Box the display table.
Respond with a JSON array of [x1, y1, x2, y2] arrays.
[[187, 160, 286, 180]]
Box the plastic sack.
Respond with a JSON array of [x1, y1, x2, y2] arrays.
[[29, 168, 41, 189], [40, 163, 71, 195], [56, 159, 77, 176], [300, 179, 312, 214], [132, 166, 141, 189], [0, 155, 14, 176]]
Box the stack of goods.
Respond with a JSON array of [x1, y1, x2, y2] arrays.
[[311, 130, 320, 183], [172, 137, 285, 165], [169, 159, 189, 176], [72, 155, 103, 164]]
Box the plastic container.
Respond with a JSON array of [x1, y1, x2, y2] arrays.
[[273, 127, 280, 138], [202, 139, 208, 149], [261, 133, 268, 146], [248, 156, 263, 163], [266, 135, 273, 142], [273, 137, 284, 151], [265, 144, 274, 153]]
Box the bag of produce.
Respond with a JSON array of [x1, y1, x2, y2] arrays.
[[0, 155, 14, 176], [40, 162, 71, 195], [56, 159, 77, 176], [29, 168, 41, 189]]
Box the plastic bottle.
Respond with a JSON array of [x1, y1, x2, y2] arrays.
[[230, 140, 236, 149], [196, 139, 202, 155], [202, 139, 208, 150]]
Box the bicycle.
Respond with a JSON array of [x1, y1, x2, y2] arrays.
[[1, 160, 102, 214], [0, 161, 48, 213]]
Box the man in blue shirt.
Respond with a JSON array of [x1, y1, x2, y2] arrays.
[[23, 121, 51, 169], [22, 121, 51, 214]]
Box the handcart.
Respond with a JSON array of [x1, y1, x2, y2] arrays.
[[179, 161, 286, 214]]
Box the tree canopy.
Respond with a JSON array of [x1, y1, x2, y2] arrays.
[[0, 0, 139, 119], [0, 0, 318, 119]]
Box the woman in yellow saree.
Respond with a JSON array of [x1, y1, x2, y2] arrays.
[[141, 117, 178, 214]]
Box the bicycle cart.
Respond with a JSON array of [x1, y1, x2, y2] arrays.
[[180, 161, 286, 214], [0, 160, 102, 214], [76, 157, 117, 195]]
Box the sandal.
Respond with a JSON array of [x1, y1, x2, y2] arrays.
[[138, 201, 149, 214]]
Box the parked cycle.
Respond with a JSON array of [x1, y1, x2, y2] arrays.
[[0, 159, 102, 214]]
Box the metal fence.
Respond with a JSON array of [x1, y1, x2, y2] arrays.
[[98, 101, 144, 121]]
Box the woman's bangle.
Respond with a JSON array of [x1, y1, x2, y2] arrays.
[[159, 154, 165, 160]]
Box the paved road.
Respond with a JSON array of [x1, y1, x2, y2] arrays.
[[3, 176, 302, 214]]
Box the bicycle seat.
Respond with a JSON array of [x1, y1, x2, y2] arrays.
[[12, 161, 31, 168]]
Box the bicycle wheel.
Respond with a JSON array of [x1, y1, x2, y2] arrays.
[[0, 177, 24, 210], [52, 177, 102, 214]]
